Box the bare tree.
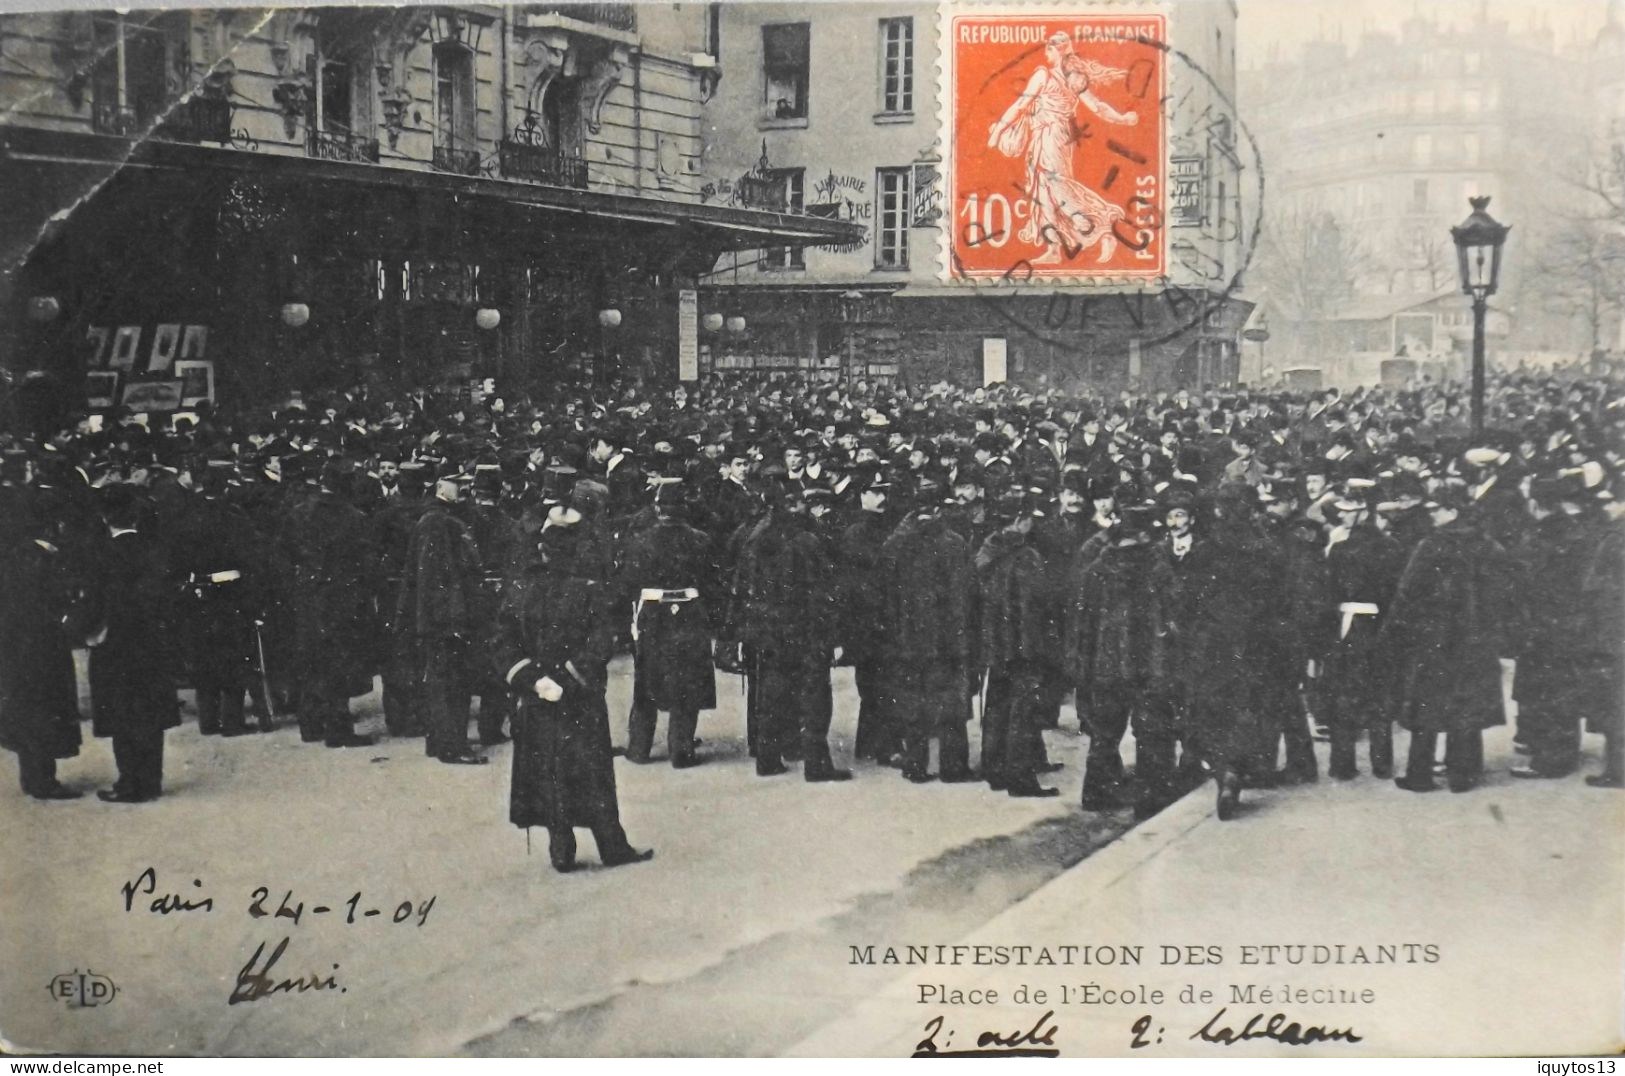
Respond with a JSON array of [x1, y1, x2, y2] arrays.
[[1253, 206, 1371, 320]]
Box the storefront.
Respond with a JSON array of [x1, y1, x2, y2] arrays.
[[1, 124, 860, 425]]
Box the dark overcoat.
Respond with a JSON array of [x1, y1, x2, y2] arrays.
[[1062, 541, 1168, 701], [1582, 522, 1625, 737], [1381, 523, 1516, 734], [497, 530, 625, 831], [882, 517, 973, 729], [1322, 525, 1407, 730], [1512, 513, 1596, 714], [0, 538, 83, 759], [618, 517, 718, 711], [89, 530, 180, 737], [288, 492, 381, 697]]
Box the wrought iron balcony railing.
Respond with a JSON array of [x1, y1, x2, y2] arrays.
[[499, 136, 588, 189], [307, 128, 381, 164], [95, 96, 233, 143], [432, 144, 482, 176], [92, 103, 140, 137]]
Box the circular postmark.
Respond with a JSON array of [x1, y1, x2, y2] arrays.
[[940, 11, 1265, 355]]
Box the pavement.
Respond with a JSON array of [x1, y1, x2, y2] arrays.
[[788, 724, 1625, 1058], [2, 657, 1120, 1057], [2, 657, 1619, 1057]]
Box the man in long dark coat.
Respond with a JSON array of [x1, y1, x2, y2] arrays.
[[1322, 494, 1406, 780], [1509, 476, 1595, 780], [374, 462, 430, 736], [1386, 488, 1517, 794], [287, 461, 379, 749], [882, 500, 975, 783], [841, 481, 899, 765], [618, 483, 717, 768], [1177, 485, 1282, 819], [1258, 512, 1330, 785], [496, 487, 652, 872], [0, 509, 84, 798], [399, 470, 487, 765], [732, 490, 848, 780], [976, 489, 1063, 798], [469, 467, 524, 747], [1582, 494, 1625, 788], [1063, 505, 1169, 813], [89, 486, 179, 802], [169, 464, 262, 737]]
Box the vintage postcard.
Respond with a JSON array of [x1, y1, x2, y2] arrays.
[[1, 0, 1622, 1062]]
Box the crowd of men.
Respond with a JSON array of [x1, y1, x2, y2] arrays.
[[1, 369, 1621, 869]]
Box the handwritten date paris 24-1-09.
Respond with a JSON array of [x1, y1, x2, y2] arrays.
[[120, 867, 436, 1004]]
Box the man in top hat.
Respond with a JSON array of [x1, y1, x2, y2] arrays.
[[375, 460, 431, 737], [469, 462, 523, 747], [1386, 484, 1517, 793], [398, 466, 487, 765], [169, 452, 264, 737], [841, 474, 899, 765], [286, 458, 379, 749], [1063, 503, 1171, 814], [731, 483, 850, 781], [881, 493, 976, 784], [87, 484, 180, 802], [1508, 474, 1595, 780], [975, 478, 1063, 797], [1581, 483, 1625, 788], [617, 467, 718, 768], [1321, 482, 1406, 781], [497, 481, 653, 873], [0, 503, 85, 799]]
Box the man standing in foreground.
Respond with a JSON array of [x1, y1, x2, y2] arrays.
[[497, 482, 652, 872]]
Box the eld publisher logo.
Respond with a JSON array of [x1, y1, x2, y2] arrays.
[[47, 969, 118, 1009]]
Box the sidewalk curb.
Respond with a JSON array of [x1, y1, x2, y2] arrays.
[[785, 781, 1218, 1056]]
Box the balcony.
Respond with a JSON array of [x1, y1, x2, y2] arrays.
[[307, 128, 381, 164], [432, 145, 482, 176], [95, 96, 233, 143], [526, 3, 637, 32], [499, 136, 588, 189], [92, 103, 141, 137]]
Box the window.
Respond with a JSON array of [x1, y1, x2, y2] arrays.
[[1464, 51, 1481, 75], [1463, 89, 1481, 113], [762, 168, 806, 269], [875, 166, 911, 269], [1413, 132, 1432, 165], [91, 12, 185, 134], [879, 18, 913, 115], [1463, 133, 1480, 165], [434, 43, 477, 172], [1411, 178, 1429, 213], [762, 23, 809, 119]]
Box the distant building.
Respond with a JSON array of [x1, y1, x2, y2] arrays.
[[1239, 13, 1598, 371], [699, 1, 1250, 390]]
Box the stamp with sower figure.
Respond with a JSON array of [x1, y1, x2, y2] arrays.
[[946, 12, 1169, 281]]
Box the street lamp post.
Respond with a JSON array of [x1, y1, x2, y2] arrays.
[[1450, 196, 1510, 435]]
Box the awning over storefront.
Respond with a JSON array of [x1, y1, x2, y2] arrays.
[[0, 125, 864, 261]]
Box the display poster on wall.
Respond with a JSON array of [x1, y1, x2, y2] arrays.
[[677, 288, 699, 382]]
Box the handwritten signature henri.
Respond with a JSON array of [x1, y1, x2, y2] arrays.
[[229, 937, 344, 1005]]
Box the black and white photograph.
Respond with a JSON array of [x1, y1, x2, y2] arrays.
[[0, 0, 1622, 1061]]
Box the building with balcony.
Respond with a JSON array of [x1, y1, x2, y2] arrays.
[[1238, 13, 1599, 371], [697, 1, 1250, 390], [0, 4, 859, 418]]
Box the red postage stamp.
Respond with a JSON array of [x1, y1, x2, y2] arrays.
[[945, 12, 1167, 281]]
